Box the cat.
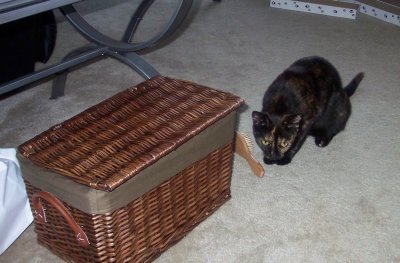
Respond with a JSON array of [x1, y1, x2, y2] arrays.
[[252, 56, 364, 165]]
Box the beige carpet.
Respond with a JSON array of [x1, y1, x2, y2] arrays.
[[1, 0, 400, 262]]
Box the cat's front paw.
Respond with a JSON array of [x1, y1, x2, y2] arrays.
[[276, 156, 292, 165], [263, 156, 276, 165], [263, 156, 292, 165], [315, 137, 332, 147]]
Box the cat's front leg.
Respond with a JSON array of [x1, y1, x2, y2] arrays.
[[311, 127, 333, 147]]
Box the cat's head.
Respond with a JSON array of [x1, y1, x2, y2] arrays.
[[252, 111, 302, 164]]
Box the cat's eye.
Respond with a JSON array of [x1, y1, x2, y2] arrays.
[[261, 139, 270, 146], [280, 140, 289, 148]]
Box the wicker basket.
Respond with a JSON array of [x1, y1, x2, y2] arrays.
[[19, 76, 244, 262]]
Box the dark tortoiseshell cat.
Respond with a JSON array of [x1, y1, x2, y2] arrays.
[[252, 56, 364, 165]]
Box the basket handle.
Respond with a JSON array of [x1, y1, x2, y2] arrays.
[[32, 191, 90, 247]]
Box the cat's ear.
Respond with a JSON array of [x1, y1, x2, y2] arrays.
[[252, 111, 268, 126], [285, 114, 302, 128]]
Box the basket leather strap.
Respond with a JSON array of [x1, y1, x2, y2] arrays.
[[32, 191, 90, 247]]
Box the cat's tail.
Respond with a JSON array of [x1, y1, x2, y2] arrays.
[[344, 72, 364, 97]]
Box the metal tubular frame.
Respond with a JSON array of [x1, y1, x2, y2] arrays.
[[0, 0, 194, 98]]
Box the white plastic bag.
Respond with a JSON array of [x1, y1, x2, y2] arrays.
[[0, 148, 33, 255]]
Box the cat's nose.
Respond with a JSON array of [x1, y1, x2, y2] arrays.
[[267, 151, 277, 160], [270, 148, 282, 161]]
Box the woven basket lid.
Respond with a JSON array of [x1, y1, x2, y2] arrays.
[[18, 76, 244, 191]]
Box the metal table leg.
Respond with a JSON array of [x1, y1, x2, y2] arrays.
[[50, 0, 194, 98], [51, 45, 100, 98]]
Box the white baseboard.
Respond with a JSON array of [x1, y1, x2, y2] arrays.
[[269, 0, 359, 19], [357, 0, 400, 26], [269, 0, 400, 26]]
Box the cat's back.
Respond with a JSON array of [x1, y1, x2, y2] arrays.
[[285, 56, 340, 81], [262, 56, 340, 114], [266, 56, 332, 97], [289, 56, 337, 78]]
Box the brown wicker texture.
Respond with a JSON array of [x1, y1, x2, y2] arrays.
[[25, 142, 234, 263], [19, 76, 243, 191]]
